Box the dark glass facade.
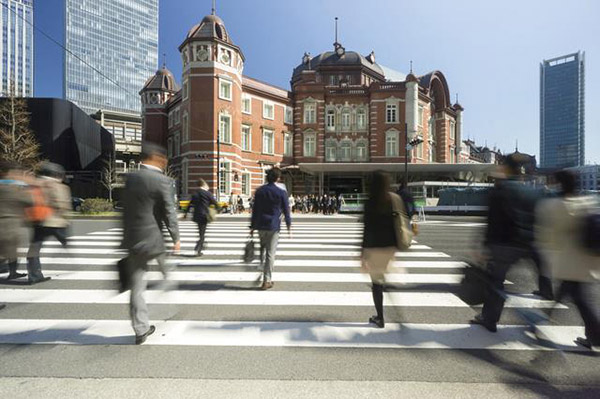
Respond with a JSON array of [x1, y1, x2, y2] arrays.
[[540, 51, 585, 168]]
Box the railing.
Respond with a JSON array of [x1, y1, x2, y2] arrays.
[[327, 87, 369, 95]]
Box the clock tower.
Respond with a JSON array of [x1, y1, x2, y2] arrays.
[[177, 11, 245, 195]]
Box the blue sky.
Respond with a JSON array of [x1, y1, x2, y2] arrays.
[[34, 0, 600, 163]]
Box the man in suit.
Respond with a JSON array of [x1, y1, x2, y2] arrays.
[[121, 143, 180, 344], [250, 168, 292, 290], [185, 178, 219, 256]]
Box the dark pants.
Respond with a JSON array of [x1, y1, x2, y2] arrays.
[[557, 281, 600, 346], [26, 226, 68, 282], [482, 245, 553, 324], [195, 221, 208, 253]]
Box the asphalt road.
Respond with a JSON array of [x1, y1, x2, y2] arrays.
[[0, 215, 598, 398]]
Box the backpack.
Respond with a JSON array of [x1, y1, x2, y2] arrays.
[[24, 185, 53, 223], [582, 211, 600, 255]]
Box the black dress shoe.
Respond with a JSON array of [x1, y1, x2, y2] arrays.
[[369, 315, 385, 328], [532, 290, 554, 301], [0, 304, 6, 311], [7, 272, 27, 280], [135, 325, 156, 345], [28, 276, 51, 285], [470, 314, 497, 333]]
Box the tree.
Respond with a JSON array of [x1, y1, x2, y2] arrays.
[[0, 81, 41, 170], [101, 151, 117, 203]]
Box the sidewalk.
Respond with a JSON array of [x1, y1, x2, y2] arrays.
[[0, 378, 594, 398]]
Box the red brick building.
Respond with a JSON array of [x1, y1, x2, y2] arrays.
[[140, 12, 464, 199]]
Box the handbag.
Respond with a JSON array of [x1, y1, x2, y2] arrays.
[[457, 262, 492, 305], [243, 236, 256, 263], [117, 256, 134, 293], [207, 206, 217, 223], [389, 192, 413, 250]]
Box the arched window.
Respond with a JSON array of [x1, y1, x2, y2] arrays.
[[356, 108, 367, 130], [326, 109, 336, 131], [303, 131, 316, 157], [341, 108, 351, 130], [385, 130, 399, 157], [355, 141, 367, 162], [325, 139, 337, 162], [340, 140, 352, 161]]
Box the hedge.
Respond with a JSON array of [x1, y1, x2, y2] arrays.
[[81, 198, 114, 214]]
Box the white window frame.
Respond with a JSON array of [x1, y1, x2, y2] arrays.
[[219, 113, 232, 144], [325, 143, 337, 162], [242, 93, 251, 114], [183, 79, 189, 100], [241, 124, 251, 151], [303, 132, 316, 157], [356, 141, 367, 161], [219, 79, 232, 101], [285, 106, 293, 124], [341, 109, 351, 130], [219, 160, 231, 195], [357, 108, 366, 130], [303, 103, 316, 124], [182, 111, 189, 143], [385, 130, 399, 157], [284, 132, 293, 156], [326, 109, 335, 131], [262, 129, 274, 154], [386, 104, 398, 124], [339, 140, 352, 161], [418, 105, 424, 127], [263, 101, 275, 120], [450, 121, 456, 141], [242, 172, 251, 196]]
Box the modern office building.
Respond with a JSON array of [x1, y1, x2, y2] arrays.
[[64, 0, 159, 115], [0, 0, 34, 97], [540, 51, 585, 168]]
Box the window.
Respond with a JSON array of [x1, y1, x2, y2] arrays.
[[416, 140, 423, 159], [326, 109, 335, 131], [386, 104, 397, 123], [304, 133, 316, 157], [357, 108, 366, 129], [304, 103, 316, 124], [183, 79, 188, 100], [341, 109, 351, 129], [418, 106, 424, 127], [242, 94, 251, 114], [241, 125, 251, 151], [284, 132, 293, 156], [167, 137, 173, 158], [263, 101, 274, 120], [182, 112, 188, 143], [385, 131, 398, 157], [450, 146, 455, 163], [242, 173, 250, 195], [356, 142, 367, 161], [219, 160, 231, 195], [329, 75, 337, 85], [219, 113, 231, 143], [168, 111, 173, 128], [182, 159, 189, 195], [325, 143, 336, 162], [263, 129, 274, 154], [174, 132, 180, 157], [340, 141, 352, 161], [219, 79, 232, 101], [285, 106, 293, 124], [450, 121, 456, 141]]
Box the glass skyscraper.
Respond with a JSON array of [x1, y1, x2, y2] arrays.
[[540, 51, 585, 168], [64, 0, 158, 115], [0, 0, 33, 97]]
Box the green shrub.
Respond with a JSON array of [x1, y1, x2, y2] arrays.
[[81, 198, 114, 214]]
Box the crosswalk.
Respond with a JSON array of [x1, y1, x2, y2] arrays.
[[0, 218, 585, 351]]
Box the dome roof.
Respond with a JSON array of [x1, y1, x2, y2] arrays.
[[186, 14, 231, 43], [292, 49, 385, 81], [140, 67, 180, 94]]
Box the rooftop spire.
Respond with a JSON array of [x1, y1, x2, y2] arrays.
[[335, 17, 339, 44], [212, 0, 216, 15], [162, 53, 166, 68], [409, 60, 413, 74], [455, 93, 459, 103]]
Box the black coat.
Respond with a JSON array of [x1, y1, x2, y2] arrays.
[[186, 189, 218, 223]]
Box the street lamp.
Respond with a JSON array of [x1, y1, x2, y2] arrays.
[[404, 122, 424, 187]]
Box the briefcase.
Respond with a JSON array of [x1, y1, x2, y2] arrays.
[[457, 263, 491, 305], [117, 257, 134, 293], [243, 238, 255, 264]]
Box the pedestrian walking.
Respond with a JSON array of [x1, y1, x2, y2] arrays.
[[0, 160, 33, 281], [536, 171, 600, 351], [288, 194, 295, 213], [361, 171, 411, 328], [26, 162, 71, 285], [185, 179, 219, 256], [229, 191, 238, 214], [250, 168, 292, 290], [471, 154, 553, 333], [121, 143, 180, 344]]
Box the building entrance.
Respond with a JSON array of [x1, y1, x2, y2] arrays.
[[327, 177, 363, 195]]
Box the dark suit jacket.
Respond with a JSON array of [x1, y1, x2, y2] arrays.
[[250, 183, 291, 232], [121, 166, 180, 257], [185, 188, 218, 224]]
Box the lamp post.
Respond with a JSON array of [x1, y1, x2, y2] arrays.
[[216, 131, 221, 202], [404, 122, 423, 188]]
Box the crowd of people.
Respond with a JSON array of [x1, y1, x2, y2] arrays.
[[289, 194, 344, 214]]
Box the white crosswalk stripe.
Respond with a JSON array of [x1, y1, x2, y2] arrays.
[[0, 218, 582, 351]]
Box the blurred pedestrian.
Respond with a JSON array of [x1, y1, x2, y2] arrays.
[[185, 178, 219, 256], [536, 170, 600, 351], [121, 143, 180, 344], [229, 191, 238, 214], [471, 154, 553, 333], [0, 160, 33, 280], [288, 194, 295, 213], [26, 162, 71, 285], [361, 171, 411, 328], [250, 168, 292, 290]]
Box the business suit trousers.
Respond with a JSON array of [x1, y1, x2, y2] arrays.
[[195, 221, 208, 254], [27, 226, 68, 282], [557, 281, 600, 346], [129, 254, 151, 336], [258, 230, 279, 283]]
